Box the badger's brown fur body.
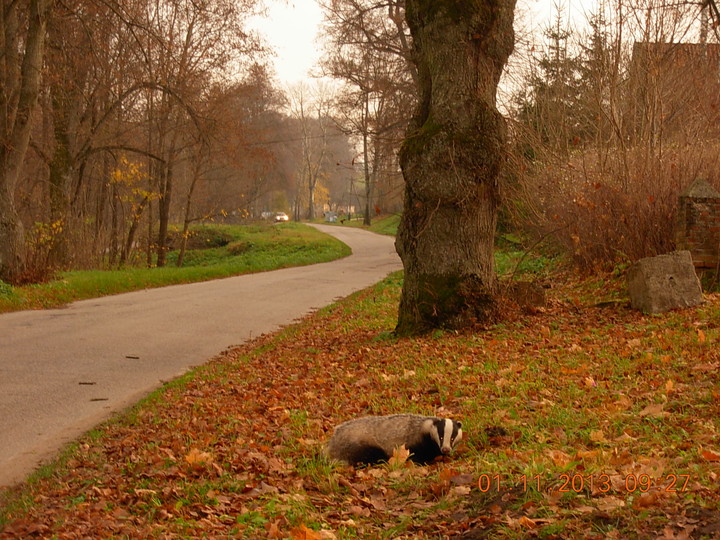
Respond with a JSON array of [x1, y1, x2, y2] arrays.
[[325, 414, 463, 466]]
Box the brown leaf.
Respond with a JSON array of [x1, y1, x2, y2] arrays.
[[610, 449, 633, 466], [576, 449, 599, 460], [388, 444, 411, 466], [290, 524, 323, 540], [633, 492, 659, 508], [608, 395, 632, 413], [348, 505, 370, 517], [184, 448, 213, 467], [450, 473, 474, 485], [518, 516, 540, 529], [615, 432, 636, 443], [700, 448, 720, 462], [595, 496, 625, 511], [266, 520, 284, 539], [489, 503, 503, 514], [639, 403, 668, 418], [547, 449, 572, 467], [439, 467, 458, 482], [657, 526, 693, 540]]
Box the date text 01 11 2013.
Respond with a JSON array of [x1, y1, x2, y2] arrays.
[[477, 473, 691, 494]]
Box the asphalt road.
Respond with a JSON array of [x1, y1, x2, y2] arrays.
[[0, 224, 401, 488]]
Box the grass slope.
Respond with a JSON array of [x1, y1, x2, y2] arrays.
[[1, 270, 719, 538], [0, 223, 350, 313], [323, 213, 401, 237]]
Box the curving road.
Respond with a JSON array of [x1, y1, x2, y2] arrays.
[[0, 224, 401, 488]]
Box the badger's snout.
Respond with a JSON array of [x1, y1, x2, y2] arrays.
[[441, 445, 452, 454]]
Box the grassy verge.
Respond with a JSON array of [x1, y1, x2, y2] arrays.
[[336, 216, 555, 279], [0, 222, 350, 313], [324, 213, 401, 236], [1, 268, 719, 538], [367, 214, 401, 236]]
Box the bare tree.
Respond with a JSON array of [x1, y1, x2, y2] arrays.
[[321, 0, 415, 222], [287, 82, 335, 221]]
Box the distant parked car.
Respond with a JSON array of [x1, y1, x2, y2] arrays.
[[274, 212, 289, 223]]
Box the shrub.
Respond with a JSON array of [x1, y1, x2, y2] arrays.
[[168, 226, 234, 250], [227, 241, 253, 255], [0, 280, 14, 297], [9, 221, 64, 285], [509, 142, 720, 271]]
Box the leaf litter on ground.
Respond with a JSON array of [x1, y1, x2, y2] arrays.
[[1, 272, 720, 538]]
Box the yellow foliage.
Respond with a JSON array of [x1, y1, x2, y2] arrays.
[[314, 181, 330, 209], [29, 220, 65, 247], [110, 156, 146, 187], [110, 156, 160, 212]]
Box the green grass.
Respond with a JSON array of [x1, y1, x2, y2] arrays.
[[495, 248, 556, 277], [368, 214, 401, 236], [336, 215, 555, 278], [326, 213, 401, 236], [0, 222, 350, 313]]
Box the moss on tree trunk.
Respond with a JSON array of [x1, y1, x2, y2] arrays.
[[395, 0, 516, 335]]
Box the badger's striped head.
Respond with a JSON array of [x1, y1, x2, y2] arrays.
[[430, 418, 463, 455]]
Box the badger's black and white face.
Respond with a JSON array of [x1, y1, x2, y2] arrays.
[[430, 418, 463, 455]]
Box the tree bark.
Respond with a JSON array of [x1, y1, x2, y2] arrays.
[[156, 161, 173, 267], [361, 98, 372, 226], [0, 0, 51, 282], [395, 0, 516, 335]]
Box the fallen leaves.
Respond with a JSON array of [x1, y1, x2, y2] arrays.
[[1, 273, 719, 538]]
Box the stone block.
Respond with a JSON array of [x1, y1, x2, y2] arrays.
[[627, 251, 703, 314]]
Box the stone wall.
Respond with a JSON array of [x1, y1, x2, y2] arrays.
[[676, 178, 720, 268]]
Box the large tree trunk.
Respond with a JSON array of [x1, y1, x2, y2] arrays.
[[0, 0, 51, 282], [0, 187, 25, 282], [362, 113, 372, 227], [395, 0, 516, 335]]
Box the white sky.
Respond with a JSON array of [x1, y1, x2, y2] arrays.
[[248, 0, 598, 85], [249, 0, 326, 85]]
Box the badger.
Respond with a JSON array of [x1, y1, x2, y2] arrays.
[[325, 414, 463, 466]]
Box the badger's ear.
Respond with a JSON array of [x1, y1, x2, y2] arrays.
[[456, 421, 462, 428]]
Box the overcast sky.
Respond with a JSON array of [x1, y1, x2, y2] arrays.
[[248, 0, 599, 85], [248, 1, 325, 85]]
